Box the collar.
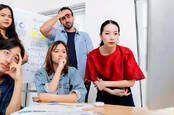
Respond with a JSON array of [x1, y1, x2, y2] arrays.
[[60, 28, 80, 35]]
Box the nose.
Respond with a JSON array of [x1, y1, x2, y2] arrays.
[[5, 55, 13, 63]]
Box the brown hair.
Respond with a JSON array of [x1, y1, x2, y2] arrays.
[[45, 41, 69, 76]]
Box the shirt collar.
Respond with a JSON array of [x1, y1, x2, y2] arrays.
[[60, 28, 80, 35]]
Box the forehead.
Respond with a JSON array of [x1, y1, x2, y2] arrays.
[[9, 47, 21, 55], [104, 24, 119, 31], [0, 8, 11, 15], [54, 44, 66, 50], [61, 9, 72, 14]]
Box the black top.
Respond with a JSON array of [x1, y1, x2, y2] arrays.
[[0, 74, 14, 115], [67, 32, 77, 69]]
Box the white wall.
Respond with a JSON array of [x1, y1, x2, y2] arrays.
[[85, 0, 142, 107], [13, 0, 85, 13]]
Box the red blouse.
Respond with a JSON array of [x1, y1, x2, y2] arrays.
[[84, 45, 145, 81]]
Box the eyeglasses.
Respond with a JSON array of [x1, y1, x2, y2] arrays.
[[2, 50, 19, 63], [60, 14, 72, 21]]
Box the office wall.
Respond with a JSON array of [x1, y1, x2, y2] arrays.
[[85, 0, 142, 106]]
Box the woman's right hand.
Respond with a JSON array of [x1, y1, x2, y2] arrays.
[[56, 58, 66, 73], [109, 88, 131, 97]]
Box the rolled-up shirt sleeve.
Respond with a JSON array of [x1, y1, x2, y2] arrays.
[[69, 67, 87, 102], [35, 69, 48, 93]]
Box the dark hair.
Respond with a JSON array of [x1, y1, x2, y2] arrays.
[[100, 20, 120, 46], [58, 7, 73, 16], [0, 39, 24, 58], [0, 4, 20, 42], [45, 41, 69, 76]]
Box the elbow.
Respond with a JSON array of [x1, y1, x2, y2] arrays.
[[129, 80, 135, 87], [40, 27, 46, 35]]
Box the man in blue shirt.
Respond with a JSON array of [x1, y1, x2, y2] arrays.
[[40, 7, 93, 79]]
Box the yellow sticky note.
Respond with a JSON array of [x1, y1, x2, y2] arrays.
[[31, 31, 38, 38], [41, 34, 46, 39]]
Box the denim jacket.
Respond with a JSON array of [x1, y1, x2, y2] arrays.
[[34, 67, 87, 102], [49, 28, 93, 78]]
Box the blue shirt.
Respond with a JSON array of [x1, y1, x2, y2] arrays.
[[0, 74, 14, 115], [49, 28, 93, 78], [34, 67, 87, 102]]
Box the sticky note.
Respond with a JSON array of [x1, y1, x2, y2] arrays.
[[31, 31, 38, 38]]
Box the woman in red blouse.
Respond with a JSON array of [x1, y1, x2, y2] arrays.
[[84, 20, 145, 106]]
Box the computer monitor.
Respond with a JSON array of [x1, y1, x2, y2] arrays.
[[146, 0, 174, 109]]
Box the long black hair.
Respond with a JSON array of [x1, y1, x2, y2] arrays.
[[0, 4, 20, 41], [0, 39, 24, 58], [100, 20, 120, 46]]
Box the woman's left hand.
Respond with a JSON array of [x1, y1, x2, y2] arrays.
[[33, 93, 54, 102]]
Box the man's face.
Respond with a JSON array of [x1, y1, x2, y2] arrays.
[[59, 9, 74, 30]]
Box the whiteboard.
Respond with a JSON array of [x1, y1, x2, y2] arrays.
[[13, 8, 50, 83]]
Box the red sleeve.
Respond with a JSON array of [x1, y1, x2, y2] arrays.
[[84, 55, 98, 81], [124, 49, 145, 80]]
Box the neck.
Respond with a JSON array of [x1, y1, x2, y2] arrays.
[[100, 45, 116, 55], [0, 28, 7, 39], [65, 26, 75, 32]]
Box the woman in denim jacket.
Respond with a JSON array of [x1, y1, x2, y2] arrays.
[[33, 41, 86, 103]]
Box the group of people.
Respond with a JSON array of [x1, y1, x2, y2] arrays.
[[0, 4, 145, 115]]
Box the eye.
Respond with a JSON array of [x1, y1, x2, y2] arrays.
[[62, 51, 66, 53], [114, 33, 119, 35], [0, 14, 5, 17], [3, 50, 10, 56], [13, 57, 19, 63], [105, 33, 110, 35]]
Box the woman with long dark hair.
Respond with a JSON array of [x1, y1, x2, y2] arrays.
[[0, 4, 28, 64], [84, 20, 145, 106], [33, 41, 86, 103], [0, 39, 24, 115]]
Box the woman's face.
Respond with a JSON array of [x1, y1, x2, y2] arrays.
[[100, 23, 120, 47], [51, 43, 67, 64], [0, 47, 20, 73], [0, 8, 12, 30]]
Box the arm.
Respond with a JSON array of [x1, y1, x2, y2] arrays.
[[85, 33, 93, 53], [5, 55, 23, 115], [33, 93, 77, 103], [40, 10, 66, 38], [47, 59, 66, 92], [5, 81, 22, 115], [95, 79, 135, 91], [104, 80, 135, 88], [40, 15, 59, 38]]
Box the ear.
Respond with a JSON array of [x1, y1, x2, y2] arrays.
[[99, 34, 102, 40]]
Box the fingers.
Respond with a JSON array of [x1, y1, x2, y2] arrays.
[[32, 97, 40, 102], [18, 54, 23, 65]]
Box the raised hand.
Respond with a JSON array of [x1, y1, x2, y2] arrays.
[[5, 54, 22, 82]]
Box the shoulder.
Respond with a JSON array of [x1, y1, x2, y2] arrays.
[[117, 45, 133, 55], [35, 68, 47, 77], [78, 31, 90, 37], [68, 66, 79, 73], [87, 48, 99, 57]]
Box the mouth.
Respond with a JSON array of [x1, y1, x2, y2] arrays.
[[1, 64, 9, 70], [108, 42, 115, 45]]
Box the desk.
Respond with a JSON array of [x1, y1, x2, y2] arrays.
[[86, 104, 173, 115], [13, 103, 173, 115]]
